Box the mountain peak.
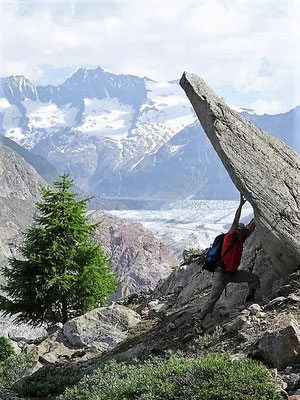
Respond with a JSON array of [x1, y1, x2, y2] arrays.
[[0, 75, 37, 103]]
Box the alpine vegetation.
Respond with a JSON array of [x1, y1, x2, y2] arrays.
[[0, 175, 117, 326]]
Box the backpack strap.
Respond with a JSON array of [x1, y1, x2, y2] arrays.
[[215, 237, 237, 270]]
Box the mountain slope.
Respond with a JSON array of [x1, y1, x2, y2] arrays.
[[0, 141, 46, 273], [0, 134, 58, 183]]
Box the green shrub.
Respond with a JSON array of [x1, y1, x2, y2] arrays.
[[22, 365, 87, 397], [0, 336, 15, 361], [0, 353, 32, 392], [59, 352, 281, 400], [192, 326, 223, 350]]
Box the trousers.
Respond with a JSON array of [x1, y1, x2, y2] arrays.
[[198, 267, 260, 320]]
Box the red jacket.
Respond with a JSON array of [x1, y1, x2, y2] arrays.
[[222, 232, 244, 272]]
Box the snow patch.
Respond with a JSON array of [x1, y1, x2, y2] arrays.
[[77, 97, 134, 139], [134, 80, 196, 142], [23, 100, 77, 130], [5, 127, 25, 142], [228, 104, 255, 114], [0, 98, 11, 109]]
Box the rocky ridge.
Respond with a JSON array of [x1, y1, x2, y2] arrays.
[[89, 210, 178, 299]]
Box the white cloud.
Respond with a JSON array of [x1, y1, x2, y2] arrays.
[[0, 0, 299, 113], [249, 99, 283, 115]]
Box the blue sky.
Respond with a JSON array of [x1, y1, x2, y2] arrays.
[[0, 0, 299, 114]]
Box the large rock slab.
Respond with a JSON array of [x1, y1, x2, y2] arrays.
[[63, 304, 140, 351], [180, 72, 300, 275]]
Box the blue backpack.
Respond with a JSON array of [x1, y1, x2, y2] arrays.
[[203, 234, 237, 273]]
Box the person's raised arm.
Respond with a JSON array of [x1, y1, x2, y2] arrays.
[[228, 193, 247, 235]]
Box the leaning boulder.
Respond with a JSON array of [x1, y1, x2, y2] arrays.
[[258, 319, 300, 369], [180, 72, 300, 275], [63, 304, 140, 351]]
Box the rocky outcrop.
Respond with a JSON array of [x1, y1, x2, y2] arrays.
[[63, 304, 140, 350], [88, 210, 178, 299], [258, 318, 300, 369], [180, 72, 300, 276], [24, 305, 140, 368]]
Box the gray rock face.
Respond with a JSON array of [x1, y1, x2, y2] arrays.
[[63, 304, 140, 351], [180, 72, 300, 275], [258, 318, 300, 369], [88, 210, 178, 299], [0, 143, 45, 201]]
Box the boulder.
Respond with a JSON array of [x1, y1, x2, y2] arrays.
[[180, 72, 300, 276], [63, 304, 140, 351], [258, 319, 300, 369], [0, 314, 47, 345]]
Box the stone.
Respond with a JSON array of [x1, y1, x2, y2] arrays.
[[25, 332, 79, 367], [241, 309, 250, 317], [150, 303, 168, 314], [266, 296, 286, 308], [46, 323, 63, 336], [180, 72, 300, 276], [249, 304, 262, 315], [63, 304, 140, 350], [282, 373, 300, 391], [256, 311, 267, 318], [167, 322, 176, 331], [237, 331, 249, 342], [148, 300, 159, 308], [288, 396, 300, 400], [0, 316, 47, 345], [224, 315, 248, 332], [289, 294, 300, 303], [258, 319, 300, 369]]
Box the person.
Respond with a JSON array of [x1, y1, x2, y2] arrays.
[[195, 193, 260, 332]]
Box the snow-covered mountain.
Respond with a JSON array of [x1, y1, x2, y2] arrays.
[[0, 67, 299, 200]]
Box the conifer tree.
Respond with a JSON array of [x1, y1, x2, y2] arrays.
[[0, 175, 117, 326]]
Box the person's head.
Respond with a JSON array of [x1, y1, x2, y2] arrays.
[[236, 223, 249, 241]]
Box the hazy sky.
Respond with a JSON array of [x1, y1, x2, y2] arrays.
[[0, 0, 299, 114]]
